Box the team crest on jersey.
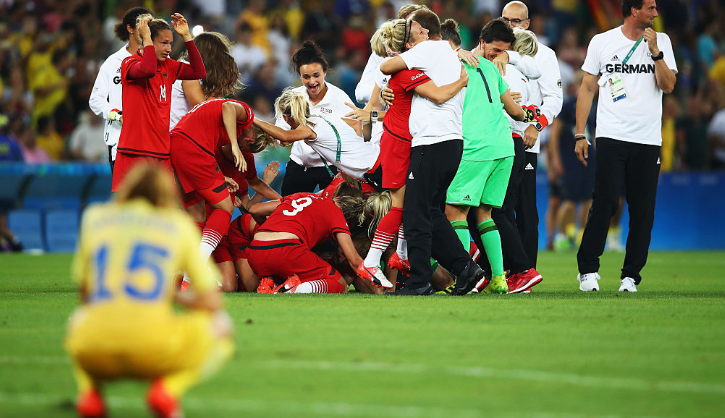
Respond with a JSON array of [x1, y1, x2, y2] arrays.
[[162, 72, 168, 78], [557, 79, 562, 88], [320, 108, 332, 114]]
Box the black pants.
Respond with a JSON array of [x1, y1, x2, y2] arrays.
[[281, 160, 337, 196], [577, 137, 660, 284], [516, 151, 539, 268], [108, 145, 115, 174], [404, 140, 470, 289], [475, 136, 531, 274]]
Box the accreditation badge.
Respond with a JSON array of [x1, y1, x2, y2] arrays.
[[607, 74, 627, 102]]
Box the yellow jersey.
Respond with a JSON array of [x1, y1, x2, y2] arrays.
[[72, 199, 215, 327]]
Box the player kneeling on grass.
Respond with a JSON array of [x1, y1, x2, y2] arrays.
[[247, 193, 394, 293], [65, 163, 234, 418]]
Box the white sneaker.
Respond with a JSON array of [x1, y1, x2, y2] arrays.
[[619, 277, 637, 292], [577, 272, 600, 291]]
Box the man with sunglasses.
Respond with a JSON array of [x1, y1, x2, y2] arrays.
[[497, 1, 563, 285]]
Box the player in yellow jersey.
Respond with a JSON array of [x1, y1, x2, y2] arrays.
[[65, 163, 234, 418]]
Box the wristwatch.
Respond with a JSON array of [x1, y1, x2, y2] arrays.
[[370, 110, 379, 122], [534, 121, 543, 132], [652, 51, 664, 61]]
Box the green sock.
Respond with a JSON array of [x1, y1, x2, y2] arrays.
[[451, 220, 470, 252], [478, 220, 503, 277]]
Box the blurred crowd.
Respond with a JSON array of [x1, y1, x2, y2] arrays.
[[0, 0, 724, 170]]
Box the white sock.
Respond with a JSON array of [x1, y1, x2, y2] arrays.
[[289, 280, 327, 294], [396, 224, 408, 260]]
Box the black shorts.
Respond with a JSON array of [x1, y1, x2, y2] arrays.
[[560, 136, 596, 202]]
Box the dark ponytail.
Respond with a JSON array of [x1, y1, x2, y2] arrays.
[[292, 40, 330, 74], [114, 7, 152, 42]]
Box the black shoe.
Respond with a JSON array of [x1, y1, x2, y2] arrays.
[[389, 284, 434, 296], [8, 238, 23, 253], [452, 260, 485, 296]]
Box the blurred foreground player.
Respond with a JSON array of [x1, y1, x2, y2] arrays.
[[66, 163, 234, 418]]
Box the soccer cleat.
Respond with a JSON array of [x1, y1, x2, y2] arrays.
[[179, 280, 191, 292], [257, 277, 275, 294], [357, 263, 394, 289], [147, 380, 183, 418], [577, 272, 601, 291], [482, 274, 508, 294], [452, 260, 485, 295], [508, 268, 543, 294], [273, 275, 301, 294], [77, 388, 105, 418], [387, 252, 411, 276], [471, 276, 490, 294], [619, 277, 638, 292], [389, 283, 434, 296]]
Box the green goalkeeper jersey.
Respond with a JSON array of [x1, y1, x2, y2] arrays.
[[461, 57, 514, 161]]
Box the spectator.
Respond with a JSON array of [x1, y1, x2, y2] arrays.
[[231, 23, 268, 83], [19, 125, 52, 164], [36, 116, 65, 160], [708, 105, 725, 169], [68, 111, 107, 162], [0, 116, 24, 162], [236, 0, 271, 56], [29, 47, 70, 126]]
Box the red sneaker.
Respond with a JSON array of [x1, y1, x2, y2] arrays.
[[273, 275, 301, 294], [473, 276, 490, 293], [257, 277, 275, 294], [147, 380, 182, 418], [77, 388, 105, 418], [508, 268, 543, 294], [387, 253, 411, 276], [357, 263, 394, 289]]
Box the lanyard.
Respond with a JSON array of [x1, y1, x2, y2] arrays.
[[622, 36, 643, 66], [315, 118, 342, 177]]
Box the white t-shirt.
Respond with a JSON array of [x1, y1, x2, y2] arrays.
[[504, 64, 538, 138], [369, 65, 390, 145], [707, 109, 725, 164], [355, 53, 385, 104], [400, 40, 465, 147], [582, 26, 677, 146], [306, 115, 380, 180], [276, 82, 354, 167], [526, 43, 563, 154], [88, 45, 131, 161], [169, 60, 195, 130]]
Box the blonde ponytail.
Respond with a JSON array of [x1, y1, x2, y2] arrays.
[[274, 87, 315, 128]]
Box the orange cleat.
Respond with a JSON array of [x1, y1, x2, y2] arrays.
[[147, 380, 182, 418], [357, 263, 394, 289], [387, 253, 411, 276], [77, 388, 105, 418], [257, 277, 275, 294], [273, 274, 301, 294], [179, 280, 191, 292]]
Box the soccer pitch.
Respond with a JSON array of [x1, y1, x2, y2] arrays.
[[1, 251, 724, 418]]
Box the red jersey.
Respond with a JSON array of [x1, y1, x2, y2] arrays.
[[258, 193, 350, 248], [172, 99, 254, 157], [382, 69, 430, 142], [119, 52, 183, 158], [217, 150, 256, 198]]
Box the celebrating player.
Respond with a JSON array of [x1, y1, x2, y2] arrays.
[[112, 13, 206, 191], [66, 163, 233, 418]]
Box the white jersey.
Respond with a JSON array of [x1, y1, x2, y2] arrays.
[[400, 40, 465, 147], [88, 45, 131, 161], [169, 60, 195, 130], [504, 64, 537, 138], [524, 43, 563, 154], [369, 65, 390, 145], [355, 53, 385, 104], [276, 82, 353, 168], [582, 26, 677, 146], [306, 115, 380, 180]]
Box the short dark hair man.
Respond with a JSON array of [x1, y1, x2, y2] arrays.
[[575, 0, 677, 292]]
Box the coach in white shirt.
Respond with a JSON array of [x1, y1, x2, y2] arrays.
[[575, 0, 676, 293], [88, 7, 152, 173], [380, 9, 484, 296], [498, 1, 563, 268]]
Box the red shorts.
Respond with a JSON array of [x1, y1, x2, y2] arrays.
[[181, 178, 230, 208], [212, 235, 233, 264], [111, 153, 172, 192], [380, 132, 411, 189], [228, 214, 255, 261], [170, 134, 224, 194], [246, 239, 342, 282]]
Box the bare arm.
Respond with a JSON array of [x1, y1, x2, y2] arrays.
[[249, 200, 281, 225], [644, 28, 676, 94], [547, 118, 564, 177], [501, 90, 525, 121], [253, 118, 316, 145], [248, 176, 282, 201], [575, 72, 599, 167], [336, 232, 363, 271], [413, 66, 468, 105], [182, 79, 205, 106], [379, 56, 407, 75], [222, 102, 245, 171]]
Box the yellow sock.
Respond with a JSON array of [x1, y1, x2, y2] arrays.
[[72, 362, 96, 394]]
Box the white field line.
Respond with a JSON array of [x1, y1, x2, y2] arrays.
[[0, 391, 673, 418], [1, 356, 724, 396]]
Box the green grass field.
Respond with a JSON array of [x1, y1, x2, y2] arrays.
[[1, 251, 724, 418]]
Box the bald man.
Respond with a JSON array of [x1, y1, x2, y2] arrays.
[[497, 1, 563, 289]]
